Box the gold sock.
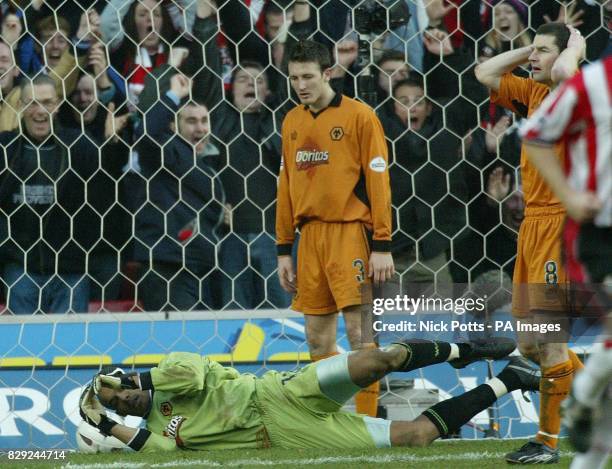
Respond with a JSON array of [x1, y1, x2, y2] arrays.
[[355, 380, 380, 417], [310, 351, 340, 362], [354, 343, 380, 417], [535, 359, 573, 449], [568, 349, 584, 373]]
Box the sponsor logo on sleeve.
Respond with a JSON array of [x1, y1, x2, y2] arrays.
[[369, 156, 387, 173]]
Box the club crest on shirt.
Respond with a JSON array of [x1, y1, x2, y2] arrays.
[[160, 401, 173, 416], [330, 126, 344, 141], [295, 147, 329, 170]]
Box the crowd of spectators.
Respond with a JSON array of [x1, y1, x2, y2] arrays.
[[0, 0, 609, 314]]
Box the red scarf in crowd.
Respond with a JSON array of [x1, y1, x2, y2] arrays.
[[123, 45, 168, 107]]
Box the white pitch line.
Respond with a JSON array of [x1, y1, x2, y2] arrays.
[[61, 450, 572, 469], [216, 452, 502, 466], [62, 464, 147, 469], [62, 461, 222, 469]]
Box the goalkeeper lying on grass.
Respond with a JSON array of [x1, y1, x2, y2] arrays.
[[80, 340, 538, 452]]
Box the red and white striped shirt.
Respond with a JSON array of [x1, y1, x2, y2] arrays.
[[520, 56, 612, 227]]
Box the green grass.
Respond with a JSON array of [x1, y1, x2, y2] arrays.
[[1, 439, 577, 469]]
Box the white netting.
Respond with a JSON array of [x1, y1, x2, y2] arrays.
[[0, 0, 607, 450]]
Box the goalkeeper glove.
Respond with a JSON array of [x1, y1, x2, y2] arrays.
[[79, 385, 118, 437], [93, 367, 138, 395]]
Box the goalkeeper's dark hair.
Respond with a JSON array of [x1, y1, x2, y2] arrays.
[[99, 366, 123, 376], [535, 23, 571, 52], [288, 40, 333, 72]]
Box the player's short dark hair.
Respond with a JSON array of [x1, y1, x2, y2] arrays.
[[288, 40, 332, 71], [392, 77, 424, 95], [535, 22, 571, 52]]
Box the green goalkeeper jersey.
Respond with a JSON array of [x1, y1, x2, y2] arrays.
[[133, 351, 378, 452], [139, 352, 266, 451]]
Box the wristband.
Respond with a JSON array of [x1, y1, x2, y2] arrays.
[[127, 428, 152, 451], [98, 415, 118, 437], [120, 374, 139, 389]]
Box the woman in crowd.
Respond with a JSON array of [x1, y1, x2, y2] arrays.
[[101, 0, 179, 108]]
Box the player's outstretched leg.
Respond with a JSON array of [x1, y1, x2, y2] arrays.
[[391, 337, 517, 372], [317, 338, 516, 404], [390, 357, 541, 447], [316, 341, 473, 405]]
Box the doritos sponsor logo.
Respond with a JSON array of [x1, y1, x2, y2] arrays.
[[160, 401, 173, 416], [163, 415, 186, 447], [369, 156, 387, 173], [295, 149, 330, 170]]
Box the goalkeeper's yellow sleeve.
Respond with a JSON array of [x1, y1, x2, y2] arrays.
[[138, 352, 240, 395], [145, 352, 205, 395]]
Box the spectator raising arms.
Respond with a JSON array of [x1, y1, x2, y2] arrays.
[[134, 73, 226, 312], [101, 0, 180, 108], [0, 75, 122, 314]]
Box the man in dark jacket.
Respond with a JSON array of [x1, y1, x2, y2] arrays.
[[380, 78, 471, 297], [58, 70, 131, 303], [213, 61, 291, 310], [0, 75, 103, 314], [134, 73, 225, 312]]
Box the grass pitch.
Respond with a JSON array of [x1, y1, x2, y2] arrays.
[[1, 439, 578, 469]]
